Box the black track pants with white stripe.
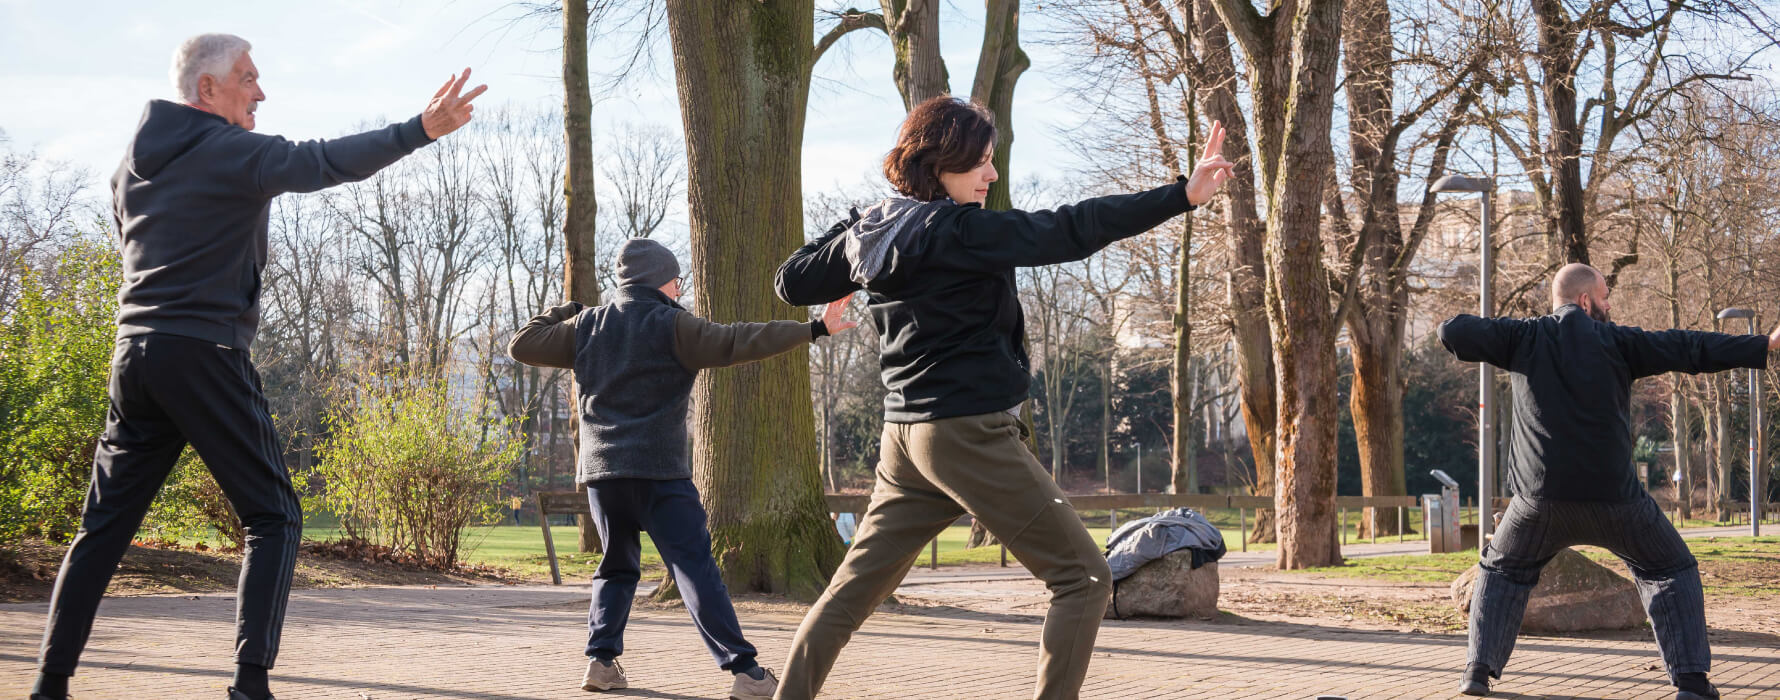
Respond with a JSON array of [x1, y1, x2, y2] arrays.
[[39, 333, 302, 675]]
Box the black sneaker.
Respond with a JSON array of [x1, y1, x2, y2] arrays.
[[1457, 663, 1492, 697], [228, 689, 274, 700], [1675, 684, 1720, 700]]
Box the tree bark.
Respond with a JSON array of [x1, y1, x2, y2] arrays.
[[882, 0, 950, 109], [974, 0, 1029, 212], [1529, 0, 1589, 264], [1185, 0, 1278, 541], [1207, 0, 1346, 568], [662, 0, 844, 600], [563, 0, 603, 554]]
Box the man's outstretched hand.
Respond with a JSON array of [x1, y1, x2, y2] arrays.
[[1767, 321, 1780, 351], [1184, 120, 1236, 206], [422, 68, 488, 140], [823, 295, 859, 335]]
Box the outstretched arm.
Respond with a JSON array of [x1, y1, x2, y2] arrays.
[[508, 300, 583, 369], [248, 68, 488, 196], [674, 297, 858, 370], [1615, 324, 1770, 378], [949, 121, 1234, 269], [1438, 314, 1526, 369]]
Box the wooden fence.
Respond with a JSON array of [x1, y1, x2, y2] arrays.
[[531, 490, 1531, 585]]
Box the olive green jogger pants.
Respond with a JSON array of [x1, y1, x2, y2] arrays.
[[776, 411, 1113, 700]]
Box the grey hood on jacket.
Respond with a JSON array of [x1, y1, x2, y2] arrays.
[[841, 196, 954, 286]]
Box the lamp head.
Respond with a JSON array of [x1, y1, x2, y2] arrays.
[[1430, 174, 1492, 193], [1717, 307, 1756, 320]]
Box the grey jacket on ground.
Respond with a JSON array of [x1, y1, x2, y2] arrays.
[[112, 100, 433, 349], [1103, 507, 1227, 581], [507, 286, 825, 482]]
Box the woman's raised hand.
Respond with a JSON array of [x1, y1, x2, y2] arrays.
[[1184, 120, 1236, 206]]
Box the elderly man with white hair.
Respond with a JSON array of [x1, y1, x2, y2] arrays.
[[32, 33, 485, 700]]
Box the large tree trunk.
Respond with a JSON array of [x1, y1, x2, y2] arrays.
[[1208, 0, 1345, 568], [663, 0, 843, 600], [563, 0, 603, 555], [1530, 0, 1589, 265], [974, 0, 1029, 212], [1341, 0, 1408, 538], [1186, 0, 1278, 541], [882, 0, 950, 109], [1350, 322, 1407, 537]]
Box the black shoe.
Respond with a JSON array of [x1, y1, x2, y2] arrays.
[[30, 695, 68, 700], [1458, 663, 1492, 697], [1674, 671, 1719, 700], [1675, 685, 1719, 700], [228, 689, 274, 700]]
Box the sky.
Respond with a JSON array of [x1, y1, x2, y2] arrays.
[[0, 0, 1091, 222]]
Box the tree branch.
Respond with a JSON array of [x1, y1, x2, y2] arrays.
[[1203, 0, 1266, 61], [812, 9, 888, 69]]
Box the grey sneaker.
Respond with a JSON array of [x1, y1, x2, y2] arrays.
[[582, 658, 628, 692], [729, 667, 778, 700]]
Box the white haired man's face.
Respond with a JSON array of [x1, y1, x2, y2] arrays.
[[198, 52, 264, 130]]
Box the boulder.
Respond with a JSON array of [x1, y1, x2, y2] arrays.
[[1451, 548, 1646, 633], [1105, 553, 1218, 619]]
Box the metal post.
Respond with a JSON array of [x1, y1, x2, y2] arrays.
[[1341, 508, 1347, 545], [1239, 508, 1247, 552], [1478, 192, 1496, 543], [1397, 506, 1404, 543], [1136, 442, 1143, 495], [930, 537, 939, 570], [1753, 317, 1763, 538]]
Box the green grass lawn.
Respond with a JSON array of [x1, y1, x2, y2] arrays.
[[293, 504, 1454, 581], [1299, 536, 1780, 588]]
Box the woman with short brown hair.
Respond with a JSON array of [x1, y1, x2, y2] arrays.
[[773, 95, 1232, 699]]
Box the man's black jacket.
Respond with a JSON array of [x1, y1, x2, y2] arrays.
[[1438, 304, 1767, 502], [776, 183, 1193, 423]]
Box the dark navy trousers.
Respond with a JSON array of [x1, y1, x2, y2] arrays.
[[584, 478, 758, 673], [40, 334, 302, 675], [1468, 493, 1708, 680]]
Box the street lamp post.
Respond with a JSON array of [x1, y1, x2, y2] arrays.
[[1432, 174, 1496, 542], [1717, 307, 1763, 536]]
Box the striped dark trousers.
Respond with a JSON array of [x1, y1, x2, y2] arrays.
[[39, 334, 302, 675], [1467, 494, 1709, 681]]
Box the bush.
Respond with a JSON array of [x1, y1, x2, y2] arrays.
[[0, 243, 120, 542], [141, 448, 246, 548], [305, 371, 521, 567], [0, 242, 244, 546]]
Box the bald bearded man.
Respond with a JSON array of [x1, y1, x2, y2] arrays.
[[1438, 263, 1780, 700]]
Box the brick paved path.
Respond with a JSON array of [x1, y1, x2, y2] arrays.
[[3, 583, 1777, 699]]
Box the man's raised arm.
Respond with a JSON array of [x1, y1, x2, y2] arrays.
[[1438, 314, 1526, 369], [1613, 325, 1772, 379]]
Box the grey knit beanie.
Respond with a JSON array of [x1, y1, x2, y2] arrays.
[[616, 238, 681, 289]]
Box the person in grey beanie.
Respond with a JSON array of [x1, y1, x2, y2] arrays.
[[508, 238, 855, 700]]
